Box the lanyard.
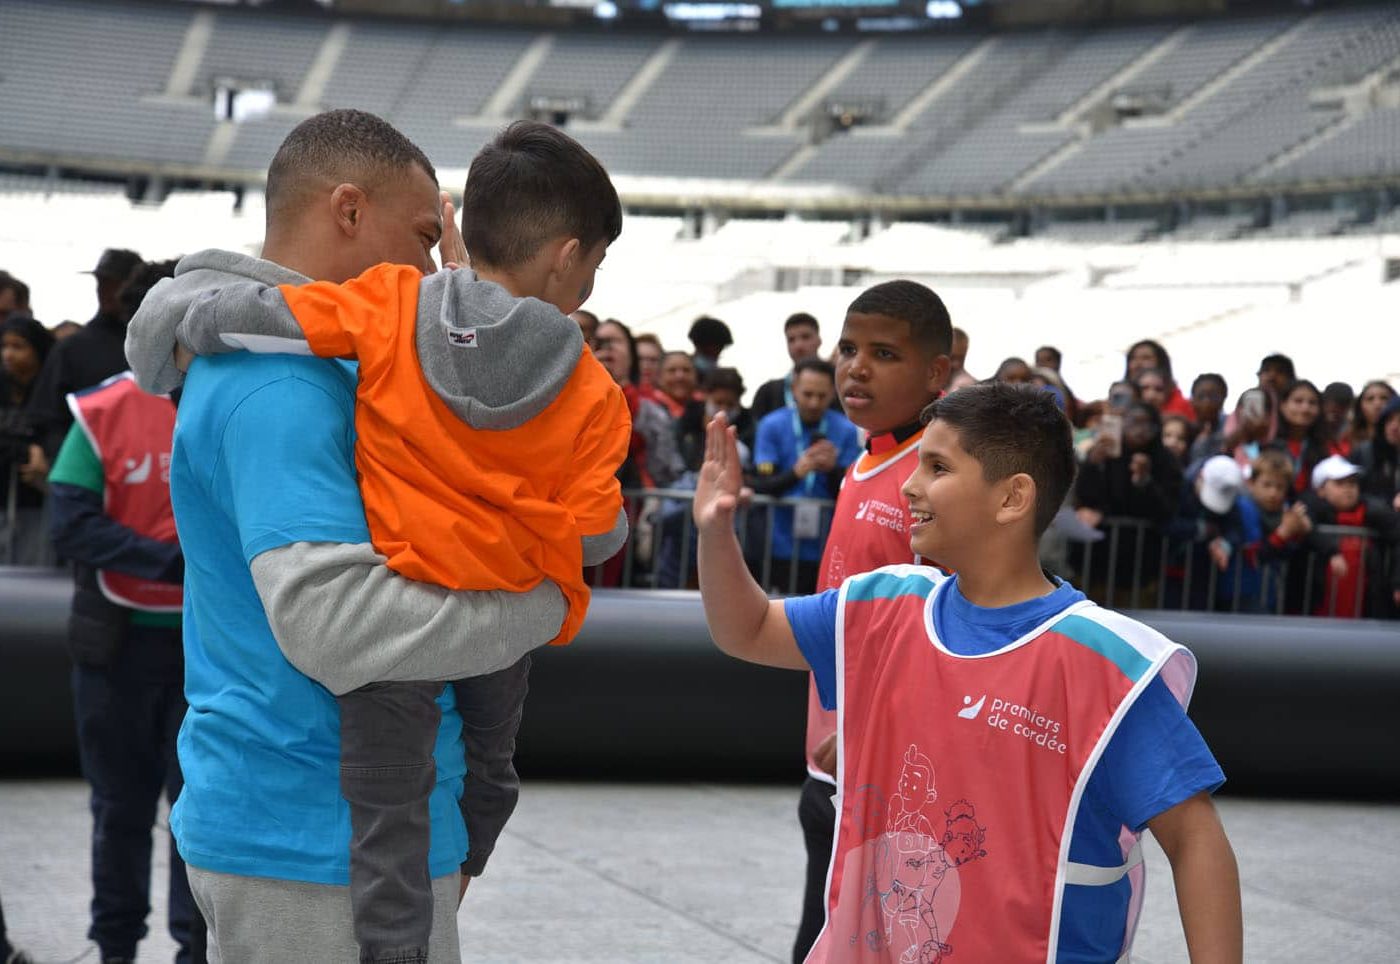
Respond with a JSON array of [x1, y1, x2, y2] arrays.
[[792, 408, 830, 495]]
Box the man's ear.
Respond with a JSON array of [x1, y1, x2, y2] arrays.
[[550, 237, 582, 278], [926, 354, 952, 395], [331, 183, 367, 238], [996, 473, 1038, 528]]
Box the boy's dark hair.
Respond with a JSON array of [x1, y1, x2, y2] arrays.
[[1250, 449, 1294, 484], [705, 367, 745, 396], [784, 312, 819, 333], [689, 316, 733, 350], [847, 281, 952, 358], [461, 120, 622, 269], [266, 109, 435, 219], [921, 382, 1076, 538], [793, 357, 836, 383], [1258, 353, 1296, 381], [1191, 372, 1227, 396]]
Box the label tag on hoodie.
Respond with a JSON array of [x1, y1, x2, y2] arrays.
[[447, 327, 479, 349]]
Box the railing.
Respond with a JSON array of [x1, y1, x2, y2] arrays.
[[593, 491, 1398, 620]]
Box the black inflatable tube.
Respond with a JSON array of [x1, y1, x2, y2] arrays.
[[3, 572, 1397, 796]]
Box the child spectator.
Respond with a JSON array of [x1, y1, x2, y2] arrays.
[[688, 315, 733, 378], [1161, 413, 1193, 466], [749, 357, 861, 595], [1321, 381, 1355, 454], [677, 367, 754, 473], [1302, 455, 1400, 619], [1124, 338, 1194, 420], [1268, 379, 1338, 497], [138, 120, 632, 964], [656, 349, 701, 419], [772, 280, 953, 963], [1188, 373, 1228, 454], [693, 382, 1242, 964], [994, 356, 1031, 383], [1212, 451, 1312, 613]]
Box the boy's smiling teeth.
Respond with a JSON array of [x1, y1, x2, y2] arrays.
[[911, 510, 934, 523]]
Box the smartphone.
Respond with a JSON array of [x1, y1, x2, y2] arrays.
[[1096, 413, 1123, 459], [1239, 389, 1267, 423]]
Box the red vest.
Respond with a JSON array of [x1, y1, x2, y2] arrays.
[[806, 437, 923, 783], [67, 373, 181, 612], [808, 565, 1196, 964]]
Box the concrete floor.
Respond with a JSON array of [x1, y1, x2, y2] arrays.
[[1, 781, 1397, 963]]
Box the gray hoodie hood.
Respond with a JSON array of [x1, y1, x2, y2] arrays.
[[124, 249, 310, 395]]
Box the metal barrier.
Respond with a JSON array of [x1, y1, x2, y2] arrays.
[[1062, 519, 1397, 619], [593, 487, 836, 597]]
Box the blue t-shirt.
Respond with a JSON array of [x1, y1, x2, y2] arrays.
[[169, 353, 468, 885], [785, 576, 1224, 963], [753, 406, 862, 562]]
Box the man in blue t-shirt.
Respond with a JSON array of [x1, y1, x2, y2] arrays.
[[124, 111, 566, 962], [750, 358, 861, 594]]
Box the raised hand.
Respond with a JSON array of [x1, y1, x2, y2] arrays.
[[438, 191, 468, 270], [693, 412, 742, 533]]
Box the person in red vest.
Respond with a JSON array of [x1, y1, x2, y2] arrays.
[[694, 382, 1242, 964], [46, 261, 194, 964]]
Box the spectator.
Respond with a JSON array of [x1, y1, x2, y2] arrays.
[[994, 356, 1032, 384], [656, 349, 700, 419], [1355, 395, 1400, 508], [1161, 413, 1192, 467], [687, 315, 733, 378], [1269, 379, 1336, 497], [749, 357, 860, 594], [1301, 456, 1400, 619], [751, 313, 837, 423], [1195, 386, 1275, 468], [593, 318, 683, 490], [951, 326, 975, 381], [1350, 380, 1397, 450], [1256, 353, 1296, 397], [678, 367, 753, 473], [25, 247, 144, 463], [1189, 373, 1228, 442], [634, 332, 664, 391], [1321, 382, 1355, 453], [0, 270, 31, 319], [51, 320, 83, 341], [570, 308, 599, 344], [1030, 366, 1072, 419], [1124, 339, 1194, 420], [1034, 346, 1079, 420], [46, 259, 194, 964], [1105, 379, 1139, 414], [1034, 344, 1061, 372], [1134, 367, 1171, 413], [1214, 451, 1311, 614], [0, 314, 55, 564], [1074, 401, 1183, 598]]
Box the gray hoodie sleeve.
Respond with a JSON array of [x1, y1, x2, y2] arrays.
[[249, 541, 566, 696], [175, 283, 311, 358]]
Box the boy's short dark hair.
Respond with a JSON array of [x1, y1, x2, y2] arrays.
[[705, 367, 745, 396], [793, 357, 836, 383], [921, 382, 1076, 538], [784, 312, 819, 333], [689, 316, 733, 350], [267, 109, 436, 219], [847, 281, 952, 358], [1250, 449, 1294, 485], [461, 120, 622, 270], [1258, 353, 1296, 381]]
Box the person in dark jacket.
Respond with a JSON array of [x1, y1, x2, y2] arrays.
[[1354, 395, 1400, 510], [1300, 455, 1400, 619], [1, 314, 56, 563]]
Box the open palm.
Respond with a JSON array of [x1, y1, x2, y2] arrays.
[[694, 412, 743, 532]]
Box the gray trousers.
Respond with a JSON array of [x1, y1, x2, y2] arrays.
[[186, 865, 462, 964], [339, 657, 532, 964]]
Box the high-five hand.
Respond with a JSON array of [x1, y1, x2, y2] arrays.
[[694, 412, 742, 533], [438, 191, 469, 270]]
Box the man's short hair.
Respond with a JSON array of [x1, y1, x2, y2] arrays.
[[1192, 372, 1228, 396], [688, 316, 733, 351], [1035, 344, 1061, 367], [1258, 353, 1296, 381], [705, 367, 745, 396], [1322, 381, 1354, 407], [462, 121, 622, 270], [784, 312, 819, 333], [266, 109, 436, 220], [847, 280, 952, 358], [793, 357, 836, 383], [921, 382, 1076, 537]]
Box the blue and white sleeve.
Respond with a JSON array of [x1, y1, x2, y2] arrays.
[[784, 589, 841, 710]]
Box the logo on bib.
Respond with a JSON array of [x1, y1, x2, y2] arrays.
[[447, 327, 479, 349], [122, 453, 152, 485], [956, 694, 987, 720]]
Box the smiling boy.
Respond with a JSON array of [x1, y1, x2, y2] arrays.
[[695, 382, 1242, 963]]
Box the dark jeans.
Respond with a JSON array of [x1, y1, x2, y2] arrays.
[[339, 658, 534, 964], [793, 776, 837, 964], [71, 624, 193, 964]]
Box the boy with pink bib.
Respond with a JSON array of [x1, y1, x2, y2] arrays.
[[695, 382, 1242, 963]]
